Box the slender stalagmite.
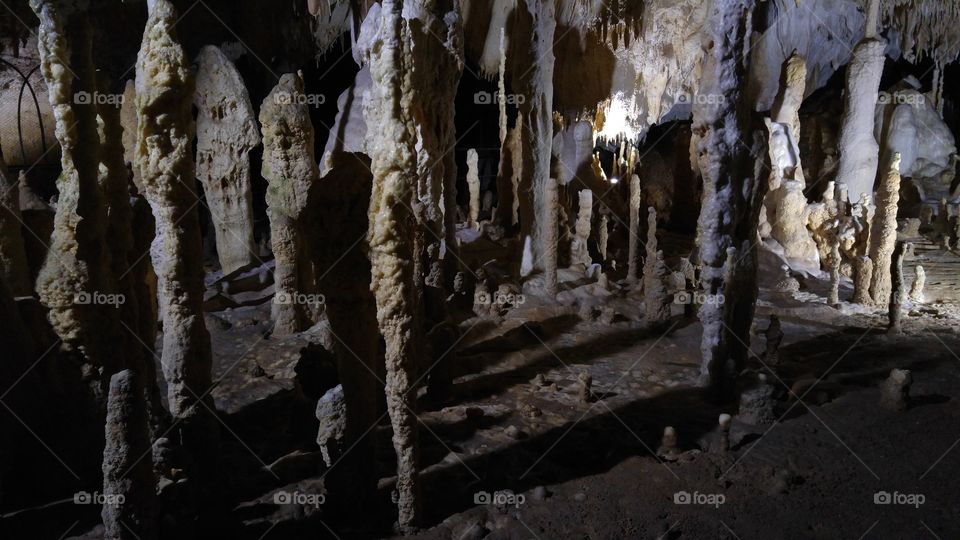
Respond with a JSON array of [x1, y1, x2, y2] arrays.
[[693, 0, 766, 392], [833, 1, 886, 204], [598, 215, 609, 262], [853, 255, 873, 304], [136, 0, 217, 466], [195, 45, 260, 273], [868, 153, 902, 305], [909, 265, 925, 302], [467, 148, 480, 228], [102, 369, 158, 540], [627, 174, 641, 284], [260, 73, 320, 335], [888, 241, 908, 333], [0, 147, 30, 295], [32, 0, 119, 406], [644, 208, 671, 322], [363, 0, 422, 530], [518, 0, 558, 294], [828, 237, 841, 306]]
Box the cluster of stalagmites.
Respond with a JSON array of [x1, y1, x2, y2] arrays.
[[5, 0, 958, 535]]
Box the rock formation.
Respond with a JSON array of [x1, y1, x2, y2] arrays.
[[692, 0, 767, 392], [909, 265, 926, 302], [834, 11, 886, 204], [627, 174, 641, 284], [467, 148, 480, 228], [195, 45, 260, 274], [868, 153, 903, 305], [571, 189, 592, 267], [260, 73, 320, 335], [879, 368, 912, 411], [362, 1, 424, 529], [887, 241, 908, 334], [101, 369, 158, 540], [135, 0, 217, 466]]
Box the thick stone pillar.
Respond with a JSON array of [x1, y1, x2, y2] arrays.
[[135, 0, 218, 466], [363, 0, 423, 530], [692, 0, 767, 392]]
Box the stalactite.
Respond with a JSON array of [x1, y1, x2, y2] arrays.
[[259, 73, 320, 335], [195, 45, 260, 274], [0, 147, 30, 296], [362, 0, 422, 529], [868, 153, 902, 305], [135, 0, 218, 468], [494, 28, 513, 230]]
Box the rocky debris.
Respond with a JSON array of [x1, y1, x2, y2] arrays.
[[315, 384, 346, 468], [738, 374, 777, 426]]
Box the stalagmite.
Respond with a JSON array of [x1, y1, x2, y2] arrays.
[[627, 174, 641, 284], [868, 154, 902, 305], [771, 52, 806, 146], [692, 0, 767, 392], [717, 413, 732, 453], [467, 148, 480, 228], [0, 148, 30, 295], [657, 426, 680, 461], [195, 45, 260, 274], [644, 208, 671, 323], [887, 241, 908, 334], [136, 0, 217, 465], [598, 215, 609, 262], [571, 189, 592, 267], [879, 368, 912, 411], [763, 315, 783, 366], [578, 371, 593, 403], [363, 0, 423, 529], [260, 73, 320, 335], [315, 384, 346, 468], [32, 0, 119, 405], [828, 238, 841, 306], [102, 369, 158, 540], [909, 266, 926, 302], [834, 11, 886, 204], [518, 0, 558, 295], [853, 255, 873, 304]]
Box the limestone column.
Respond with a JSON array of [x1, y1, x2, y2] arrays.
[[363, 0, 423, 530], [598, 214, 609, 262], [834, 5, 886, 204], [135, 0, 218, 465], [102, 369, 158, 540], [195, 45, 260, 274], [494, 29, 514, 229], [692, 0, 766, 392], [31, 0, 119, 405], [517, 0, 558, 295], [0, 147, 30, 295], [259, 73, 320, 335], [888, 241, 908, 333], [868, 153, 902, 305]]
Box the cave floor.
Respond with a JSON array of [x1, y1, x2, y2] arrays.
[[152, 232, 960, 540]]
